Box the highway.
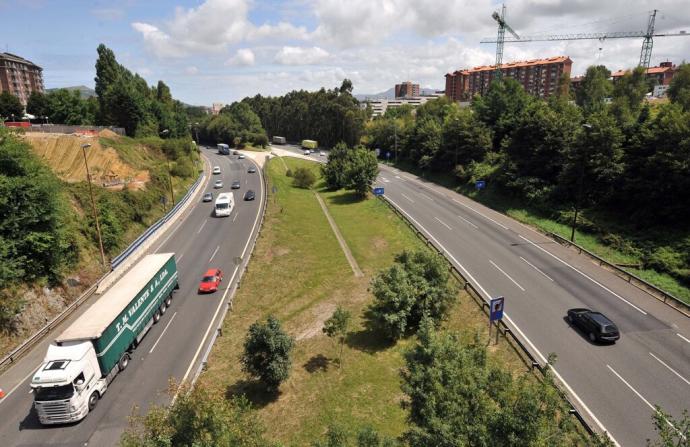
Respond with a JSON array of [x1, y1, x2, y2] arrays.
[[375, 165, 690, 446], [0, 147, 265, 446]]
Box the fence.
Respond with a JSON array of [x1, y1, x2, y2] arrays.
[[376, 194, 598, 439], [0, 169, 205, 373], [548, 232, 690, 318], [22, 124, 126, 135]]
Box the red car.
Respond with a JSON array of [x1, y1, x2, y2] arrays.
[[198, 268, 223, 293]]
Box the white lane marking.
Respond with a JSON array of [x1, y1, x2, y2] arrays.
[[649, 352, 690, 386], [381, 177, 390, 183], [678, 333, 690, 344], [519, 256, 554, 282], [385, 195, 619, 446], [457, 214, 479, 229], [208, 245, 220, 263], [453, 198, 508, 229], [489, 260, 525, 291], [401, 193, 415, 203], [394, 175, 405, 181], [177, 158, 265, 397], [518, 235, 648, 315], [176, 253, 185, 263], [196, 220, 207, 234], [607, 365, 658, 415], [232, 212, 238, 222], [149, 312, 178, 354], [1, 366, 40, 402], [434, 217, 452, 231], [419, 192, 433, 201]]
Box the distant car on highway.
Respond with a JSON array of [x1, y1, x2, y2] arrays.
[[319, 151, 325, 156], [214, 180, 223, 188], [202, 192, 213, 202], [212, 166, 221, 175], [244, 190, 255, 201], [233, 150, 239, 155], [303, 149, 311, 155], [238, 154, 245, 159], [567, 308, 620, 343], [247, 166, 257, 173], [231, 180, 241, 189], [198, 268, 223, 293]]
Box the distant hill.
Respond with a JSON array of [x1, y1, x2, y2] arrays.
[[355, 87, 441, 101], [46, 85, 96, 99]]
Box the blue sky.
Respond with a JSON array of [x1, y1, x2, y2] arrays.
[[1, 0, 689, 106]]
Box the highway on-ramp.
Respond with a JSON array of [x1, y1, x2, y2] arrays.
[[375, 165, 690, 446], [0, 147, 265, 446]]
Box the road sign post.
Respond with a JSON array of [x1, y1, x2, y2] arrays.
[[476, 180, 486, 190], [488, 296, 505, 345], [373, 187, 385, 196]]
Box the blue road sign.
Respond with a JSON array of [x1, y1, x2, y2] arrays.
[[386, 151, 391, 159], [373, 187, 385, 196], [489, 296, 505, 322], [476, 180, 486, 190]]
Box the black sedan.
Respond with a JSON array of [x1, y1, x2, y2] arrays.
[[244, 190, 255, 201], [567, 308, 620, 343]]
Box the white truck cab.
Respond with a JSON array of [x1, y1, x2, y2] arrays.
[[31, 342, 108, 424]]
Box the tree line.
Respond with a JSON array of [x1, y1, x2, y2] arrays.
[[364, 63, 690, 284], [196, 101, 269, 149]]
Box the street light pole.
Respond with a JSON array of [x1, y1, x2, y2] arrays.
[[160, 129, 175, 207], [193, 122, 199, 144], [570, 123, 592, 243], [81, 143, 107, 269], [394, 121, 398, 165]]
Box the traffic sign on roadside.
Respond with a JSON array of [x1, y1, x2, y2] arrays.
[[476, 180, 486, 190], [490, 296, 505, 322], [373, 187, 384, 196]]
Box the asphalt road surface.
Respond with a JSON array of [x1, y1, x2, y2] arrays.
[[0, 147, 264, 446], [375, 165, 689, 446]]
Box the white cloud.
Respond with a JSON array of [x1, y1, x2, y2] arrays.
[[185, 66, 199, 75], [275, 46, 330, 65], [225, 48, 256, 66]]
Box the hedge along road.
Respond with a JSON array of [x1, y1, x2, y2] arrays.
[[376, 165, 690, 447], [0, 146, 265, 447]]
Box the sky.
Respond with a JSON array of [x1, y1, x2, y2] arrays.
[[1, 0, 689, 106]]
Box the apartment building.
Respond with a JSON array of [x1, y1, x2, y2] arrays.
[[395, 81, 420, 98], [611, 61, 678, 86], [0, 52, 44, 107], [445, 56, 572, 101]]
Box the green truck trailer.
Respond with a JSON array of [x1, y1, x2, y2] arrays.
[[301, 139, 317, 150], [31, 253, 179, 425]]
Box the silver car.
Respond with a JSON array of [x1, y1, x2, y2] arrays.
[[214, 180, 223, 189]]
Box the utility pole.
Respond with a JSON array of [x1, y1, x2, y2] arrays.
[[81, 144, 107, 269]]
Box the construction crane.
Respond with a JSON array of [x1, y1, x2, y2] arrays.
[[491, 4, 520, 80], [482, 9, 689, 69]]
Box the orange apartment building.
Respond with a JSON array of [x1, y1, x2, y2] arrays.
[[445, 56, 572, 101], [0, 52, 44, 107]]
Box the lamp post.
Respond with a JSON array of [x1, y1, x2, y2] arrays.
[[570, 123, 592, 243], [454, 118, 459, 167], [193, 122, 199, 144], [160, 129, 175, 207], [81, 143, 107, 268], [394, 120, 398, 165]]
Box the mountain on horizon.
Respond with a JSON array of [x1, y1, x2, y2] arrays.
[[46, 85, 97, 99], [354, 86, 441, 101]]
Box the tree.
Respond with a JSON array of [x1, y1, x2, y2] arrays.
[[120, 383, 273, 447], [0, 91, 23, 120], [576, 65, 613, 114], [26, 91, 49, 118], [322, 306, 351, 367], [343, 146, 379, 197], [370, 250, 456, 340], [667, 63, 690, 111], [611, 66, 649, 127], [322, 142, 350, 189], [440, 108, 492, 170], [293, 166, 316, 189], [647, 407, 689, 446], [46, 89, 88, 125], [242, 315, 294, 390]]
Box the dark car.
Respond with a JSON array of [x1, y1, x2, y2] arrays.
[[198, 268, 223, 293], [244, 190, 255, 201], [238, 154, 245, 159], [567, 308, 620, 343], [247, 166, 257, 173], [233, 150, 239, 155], [202, 192, 213, 202], [231, 180, 241, 189]]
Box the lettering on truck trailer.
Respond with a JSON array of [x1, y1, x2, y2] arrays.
[[115, 269, 169, 333]]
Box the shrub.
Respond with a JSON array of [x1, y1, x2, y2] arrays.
[[293, 167, 316, 189], [242, 315, 294, 390], [644, 247, 685, 274]]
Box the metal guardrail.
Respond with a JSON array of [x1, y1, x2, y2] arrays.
[[111, 173, 204, 270], [376, 194, 598, 439], [548, 232, 690, 318], [0, 170, 205, 373]]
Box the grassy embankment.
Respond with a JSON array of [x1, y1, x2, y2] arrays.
[[388, 160, 690, 304], [199, 157, 590, 445]]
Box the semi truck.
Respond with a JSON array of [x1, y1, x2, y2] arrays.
[[272, 136, 286, 145], [31, 253, 179, 425], [301, 139, 317, 150], [217, 143, 230, 155]]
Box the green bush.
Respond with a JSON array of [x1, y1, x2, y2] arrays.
[[293, 167, 316, 189], [171, 156, 195, 178], [242, 315, 294, 390], [644, 247, 685, 274]]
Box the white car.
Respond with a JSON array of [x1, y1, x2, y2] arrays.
[[319, 151, 325, 156], [303, 150, 311, 155], [212, 166, 221, 175], [214, 180, 223, 189]]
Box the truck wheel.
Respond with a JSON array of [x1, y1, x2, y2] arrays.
[[118, 353, 130, 371], [153, 310, 161, 323], [165, 294, 172, 306], [88, 392, 99, 411]]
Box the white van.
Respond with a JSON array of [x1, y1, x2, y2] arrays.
[[214, 192, 234, 217]]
